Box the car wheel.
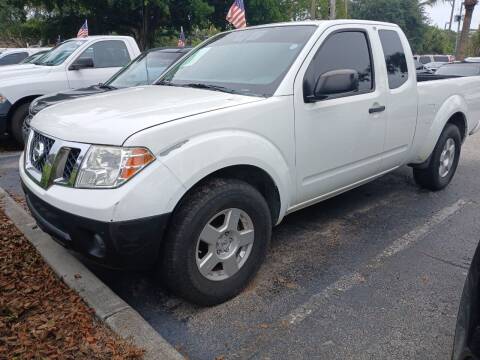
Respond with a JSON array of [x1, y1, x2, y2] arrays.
[[10, 103, 30, 146], [161, 178, 272, 306], [413, 123, 462, 191]]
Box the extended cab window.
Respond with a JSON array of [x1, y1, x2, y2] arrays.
[[77, 40, 131, 68], [0, 52, 28, 65], [379, 30, 409, 89], [304, 30, 374, 100]]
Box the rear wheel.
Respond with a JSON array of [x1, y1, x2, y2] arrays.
[[10, 103, 30, 146], [160, 178, 272, 306], [413, 123, 462, 191]]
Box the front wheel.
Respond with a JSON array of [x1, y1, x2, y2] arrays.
[[160, 178, 272, 306], [10, 103, 30, 146], [413, 123, 462, 191]]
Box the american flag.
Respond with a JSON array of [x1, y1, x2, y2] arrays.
[[226, 0, 246, 29], [77, 20, 88, 38], [178, 27, 186, 48]]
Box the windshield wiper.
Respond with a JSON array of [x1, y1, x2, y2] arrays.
[[180, 83, 236, 94], [98, 83, 116, 90], [157, 80, 177, 86]]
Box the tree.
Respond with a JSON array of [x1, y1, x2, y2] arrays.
[[418, 26, 456, 54], [243, 0, 290, 25], [457, 0, 479, 59], [350, 0, 426, 51]]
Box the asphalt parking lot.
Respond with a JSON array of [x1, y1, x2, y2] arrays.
[[2, 134, 480, 360]]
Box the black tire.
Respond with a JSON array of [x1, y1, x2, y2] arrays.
[[160, 178, 272, 306], [10, 103, 30, 146], [413, 123, 462, 191]]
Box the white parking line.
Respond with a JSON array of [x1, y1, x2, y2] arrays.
[[0, 152, 21, 159], [284, 199, 468, 326]]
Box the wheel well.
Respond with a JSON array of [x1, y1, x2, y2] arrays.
[[192, 165, 281, 224], [7, 96, 40, 129], [447, 112, 467, 142]]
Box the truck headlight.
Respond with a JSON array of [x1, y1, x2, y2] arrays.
[[75, 146, 155, 189]]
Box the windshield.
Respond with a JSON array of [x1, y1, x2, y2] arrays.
[[108, 50, 184, 88], [20, 51, 49, 64], [436, 64, 480, 77], [34, 40, 86, 66], [159, 26, 316, 97]]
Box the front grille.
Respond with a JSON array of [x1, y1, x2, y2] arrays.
[[63, 148, 81, 180], [25, 131, 90, 189], [29, 132, 55, 172]]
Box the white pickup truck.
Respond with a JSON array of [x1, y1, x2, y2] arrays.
[[0, 36, 140, 143], [21, 20, 480, 305]]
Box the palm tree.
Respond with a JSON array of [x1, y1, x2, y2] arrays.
[[424, 0, 478, 59], [457, 0, 479, 59]]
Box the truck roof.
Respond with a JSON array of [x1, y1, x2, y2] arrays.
[[239, 19, 400, 30], [70, 35, 136, 41]]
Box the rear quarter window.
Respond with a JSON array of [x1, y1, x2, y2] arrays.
[[379, 30, 409, 89], [433, 55, 449, 62], [419, 56, 431, 64]]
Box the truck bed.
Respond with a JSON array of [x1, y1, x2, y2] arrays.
[[417, 74, 461, 82], [410, 74, 480, 163]]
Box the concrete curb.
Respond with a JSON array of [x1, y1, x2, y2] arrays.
[[0, 187, 184, 360]]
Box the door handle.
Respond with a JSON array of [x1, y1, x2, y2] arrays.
[[369, 105, 386, 114]]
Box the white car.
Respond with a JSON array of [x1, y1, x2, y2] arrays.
[[22, 20, 480, 305], [464, 57, 480, 63], [0, 36, 140, 143], [0, 48, 50, 66]]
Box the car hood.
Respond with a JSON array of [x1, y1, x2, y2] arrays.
[[32, 85, 265, 145], [31, 85, 110, 115]]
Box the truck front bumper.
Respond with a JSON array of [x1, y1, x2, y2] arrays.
[[22, 181, 171, 269], [0, 100, 11, 135], [0, 114, 7, 135], [0, 99, 11, 135]]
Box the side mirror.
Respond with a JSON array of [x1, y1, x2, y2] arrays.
[[306, 69, 359, 102], [69, 57, 94, 71]]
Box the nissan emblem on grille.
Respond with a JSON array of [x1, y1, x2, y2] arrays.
[[32, 141, 46, 165]]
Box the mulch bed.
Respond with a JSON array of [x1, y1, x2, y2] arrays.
[[0, 209, 144, 359]]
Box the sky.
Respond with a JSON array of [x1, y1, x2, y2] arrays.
[[425, 1, 480, 31]]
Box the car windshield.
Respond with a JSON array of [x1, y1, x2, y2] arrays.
[[20, 51, 49, 64], [159, 25, 317, 97], [107, 50, 184, 88], [436, 63, 480, 76], [34, 40, 86, 66]]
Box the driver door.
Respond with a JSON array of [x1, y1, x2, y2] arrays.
[[293, 26, 388, 206], [66, 40, 131, 89]]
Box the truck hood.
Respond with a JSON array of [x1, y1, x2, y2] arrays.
[[30, 85, 110, 116], [32, 85, 265, 145], [0, 64, 38, 72], [0, 65, 51, 81]]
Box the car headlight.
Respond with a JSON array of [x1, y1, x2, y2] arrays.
[[75, 146, 155, 189], [0, 95, 7, 104], [29, 98, 48, 115]]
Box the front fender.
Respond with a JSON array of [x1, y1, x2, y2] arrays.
[[158, 130, 294, 224], [414, 94, 467, 163]]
